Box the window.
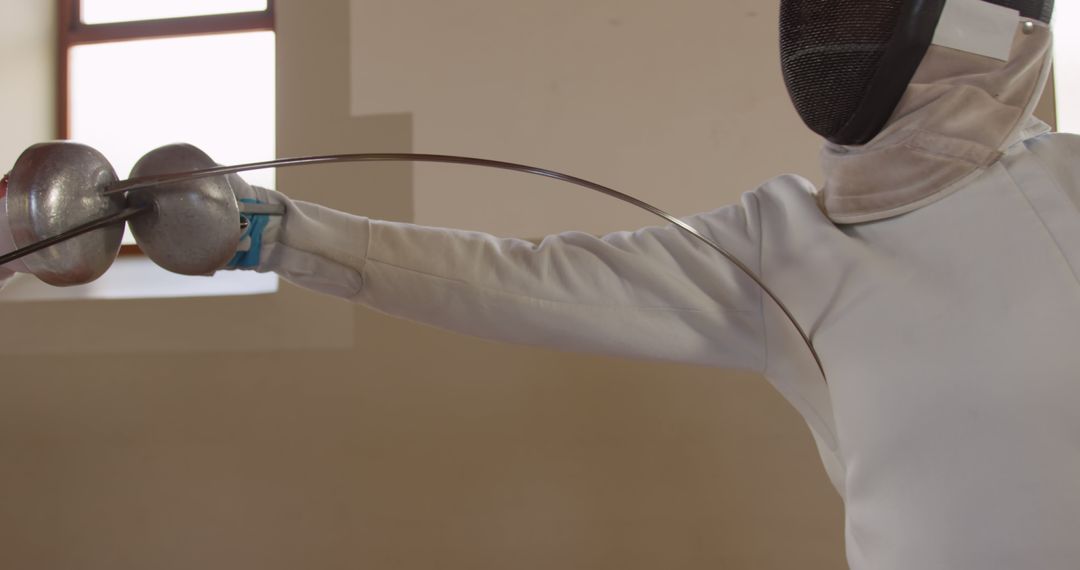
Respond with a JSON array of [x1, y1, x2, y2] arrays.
[[60, 0, 276, 250], [80, 0, 270, 24], [1056, 5, 1080, 132]]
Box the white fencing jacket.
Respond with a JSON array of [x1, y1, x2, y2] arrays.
[[240, 22, 1077, 570], [1, 18, 1073, 570], [251, 124, 1080, 570]]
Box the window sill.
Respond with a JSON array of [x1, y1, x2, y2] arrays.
[[0, 256, 355, 356]]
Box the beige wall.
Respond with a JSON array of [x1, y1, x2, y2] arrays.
[[0, 0, 865, 568], [0, 0, 55, 164], [349, 0, 826, 237]]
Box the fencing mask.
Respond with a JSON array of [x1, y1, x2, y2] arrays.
[[780, 0, 1055, 146]]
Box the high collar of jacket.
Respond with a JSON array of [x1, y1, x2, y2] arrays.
[[818, 21, 1054, 224]]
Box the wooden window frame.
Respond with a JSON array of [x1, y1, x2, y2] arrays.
[[57, 0, 276, 255]]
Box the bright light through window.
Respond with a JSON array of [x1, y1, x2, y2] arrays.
[[81, 0, 268, 24], [70, 31, 275, 244], [1055, 6, 1080, 133]]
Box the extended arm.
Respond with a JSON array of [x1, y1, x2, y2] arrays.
[[252, 189, 768, 371]]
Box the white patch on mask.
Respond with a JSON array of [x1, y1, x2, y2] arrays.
[[932, 0, 1021, 61]]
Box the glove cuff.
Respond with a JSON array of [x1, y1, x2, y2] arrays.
[[223, 186, 284, 271]]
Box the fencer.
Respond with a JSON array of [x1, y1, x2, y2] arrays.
[[2, 1, 1075, 569]]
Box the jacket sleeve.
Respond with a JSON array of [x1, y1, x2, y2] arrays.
[[257, 190, 768, 371]]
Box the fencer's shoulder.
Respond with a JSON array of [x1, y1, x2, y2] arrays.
[[696, 174, 819, 217], [1019, 131, 1080, 163], [1020, 131, 1080, 192], [691, 174, 822, 219], [1024, 130, 1080, 153], [752, 173, 819, 199], [685, 174, 826, 234], [743, 173, 825, 219]]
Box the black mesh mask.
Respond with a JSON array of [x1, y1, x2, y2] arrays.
[[780, 0, 1054, 146]]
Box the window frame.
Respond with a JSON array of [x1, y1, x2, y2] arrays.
[[57, 0, 276, 255]]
